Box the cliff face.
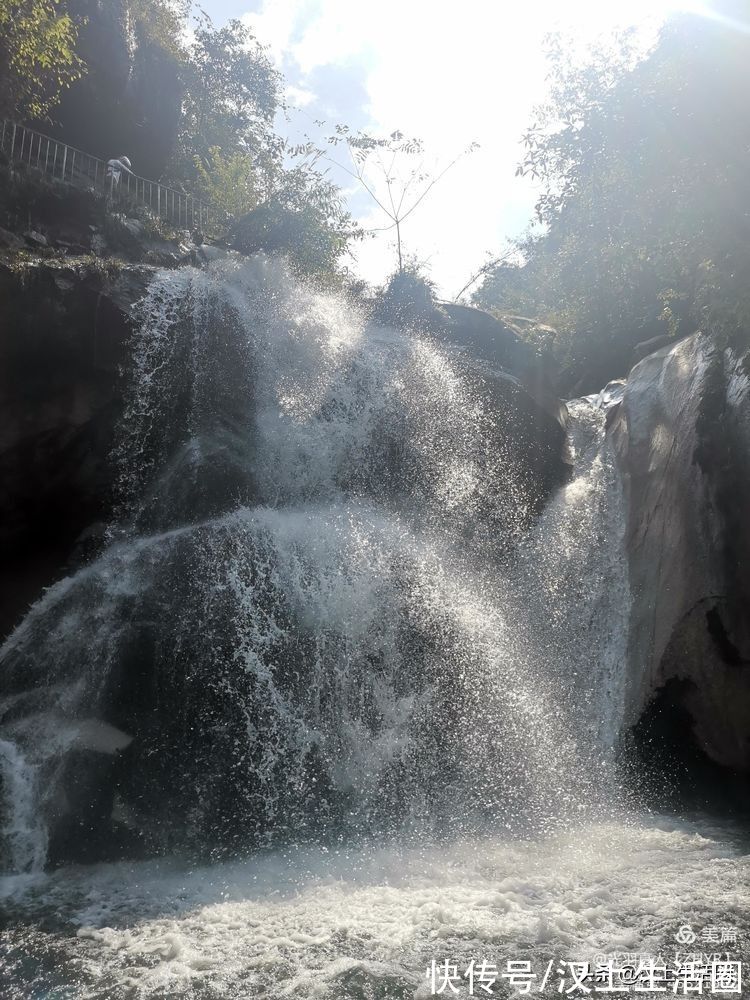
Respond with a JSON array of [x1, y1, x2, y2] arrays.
[[45, 0, 183, 177], [0, 251, 571, 649], [0, 250, 576, 866], [0, 257, 149, 639], [610, 332, 750, 776]]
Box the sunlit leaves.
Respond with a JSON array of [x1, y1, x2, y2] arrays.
[[0, 0, 84, 119], [173, 11, 281, 183], [478, 8, 750, 386]]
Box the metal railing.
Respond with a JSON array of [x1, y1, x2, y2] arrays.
[[0, 120, 221, 232]]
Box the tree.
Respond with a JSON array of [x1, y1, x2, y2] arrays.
[[295, 126, 476, 273], [126, 0, 189, 55], [228, 158, 363, 275], [175, 12, 281, 186], [373, 256, 443, 329], [0, 0, 83, 120], [194, 146, 260, 219], [476, 3, 750, 391]]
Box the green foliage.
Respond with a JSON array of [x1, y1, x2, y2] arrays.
[[126, 0, 189, 56], [381, 256, 436, 308], [175, 12, 281, 184], [0, 0, 84, 119], [374, 256, 443, 328], [194, 146, 260, 220], [0, 0, 363, 275], [230, 162, 362, 275], [272, 161, 362, 266], [476, 3, 750, 390]]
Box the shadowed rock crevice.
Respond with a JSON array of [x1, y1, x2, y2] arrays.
[[0, 258, 150, 639], [620, 677, 749, 816], [706, 606, 748, 668]]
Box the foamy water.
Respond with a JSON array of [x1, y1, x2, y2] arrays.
[[1, 816, 747, 998]]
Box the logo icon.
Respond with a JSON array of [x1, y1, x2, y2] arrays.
[[675, 924, 697, 945]]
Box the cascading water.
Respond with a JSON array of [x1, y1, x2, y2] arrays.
[[514, 389, 630, 749], [0, 255, 601, 866], [0, 256, 747, 1000]]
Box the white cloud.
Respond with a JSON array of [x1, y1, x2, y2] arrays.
[[284, 84, 317, 107]]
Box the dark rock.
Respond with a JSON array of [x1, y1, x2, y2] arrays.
[[0, 258, 151, 640], [56, 239, 90, 256], [365, 289, 571, 503], [632, 333, 675, 361], [23, 230, 47, 248], [439, 303, 533, 371], [620, 678, 750, 814], [610, 331, 750, 774], [101, 213, 198, 266], [46, 746, 146, 867], [0, 227, 23, 251], [432, 303, 569, 465]]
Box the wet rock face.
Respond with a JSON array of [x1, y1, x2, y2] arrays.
[[0, 252, 578, 868], [0, 256, 572, 648], [0, 259, 150, 640], [610, 331, 750, 774]]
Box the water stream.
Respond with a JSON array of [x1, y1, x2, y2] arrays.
[[0, 255, 747, 998]]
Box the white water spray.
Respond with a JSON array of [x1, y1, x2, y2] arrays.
[[1, 255, 626, 872]]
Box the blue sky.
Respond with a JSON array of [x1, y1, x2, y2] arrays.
[[199, 0, 674, 297]]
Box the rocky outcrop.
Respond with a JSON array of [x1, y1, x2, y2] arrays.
[[439, 303, 567, 429], [0, 167, 200, 266], [0, 248, 572, 650], [45, 0, 183, 178], [610, 331, 750, 774], [0, 257, 150, 640], [434, 304, 571, 503], [367, 286, 570, 504]]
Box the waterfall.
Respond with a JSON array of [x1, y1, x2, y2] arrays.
[[0, 255, 629, 873], [515, 390, 630, 749], [0, 739, 47, 872]]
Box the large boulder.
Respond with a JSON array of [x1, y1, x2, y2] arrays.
[[431, 304, 570, 493], [438, 303, 566, 431], [609, 331, 750, 774], [367, 286, 570, 494]]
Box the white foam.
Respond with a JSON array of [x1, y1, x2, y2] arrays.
[[1, 816, 746, 998]]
